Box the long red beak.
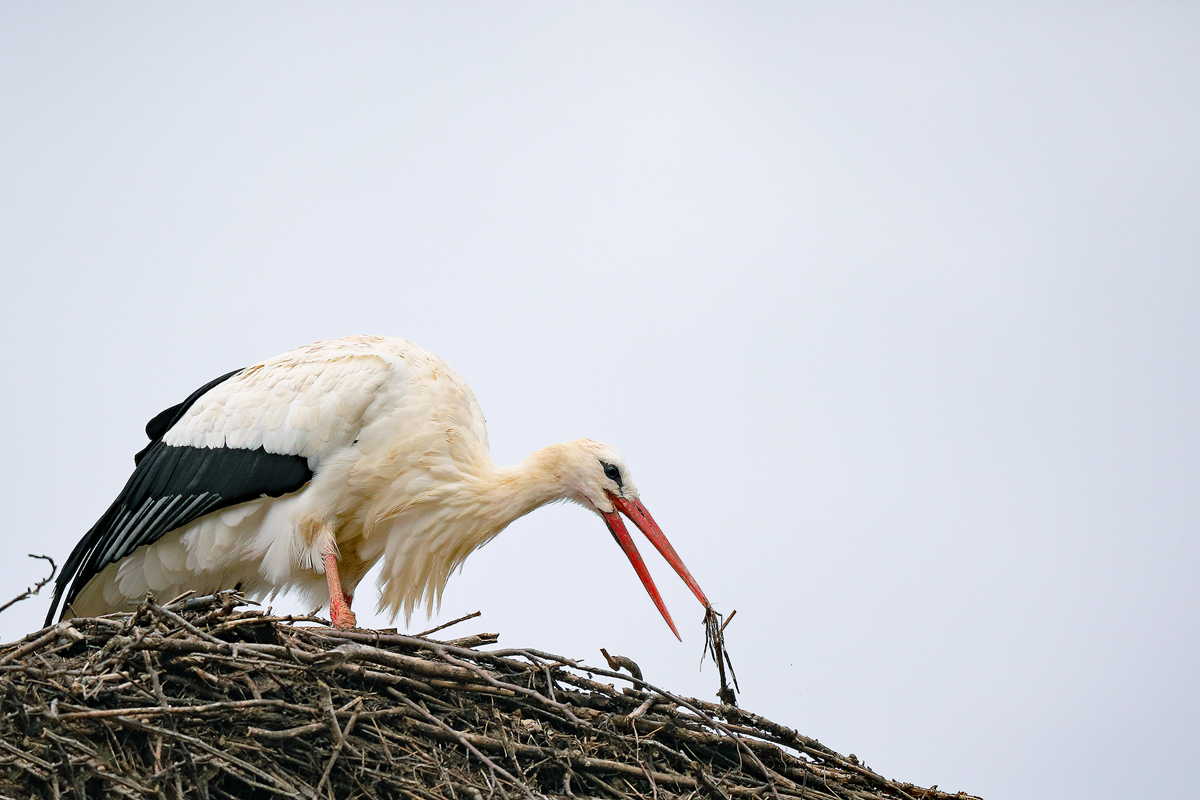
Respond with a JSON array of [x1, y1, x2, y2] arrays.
[[600, 493, 710, 640]]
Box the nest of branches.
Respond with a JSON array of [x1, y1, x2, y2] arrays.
[[0, 592, 980, 800]]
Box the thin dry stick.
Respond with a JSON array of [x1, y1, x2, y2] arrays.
[[600, 648, 643, 681], [704, 607, 739, 706], [0, 554, 57, 616], [416, 610, 482, 637]]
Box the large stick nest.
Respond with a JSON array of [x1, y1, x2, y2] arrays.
[[0, 593, 981, 800]]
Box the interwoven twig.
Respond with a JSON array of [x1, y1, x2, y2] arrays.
[[0, 593, 981, 800]]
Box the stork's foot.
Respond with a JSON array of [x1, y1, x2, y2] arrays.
[[330, 596, 357, 629]]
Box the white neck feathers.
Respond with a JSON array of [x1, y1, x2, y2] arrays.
[[373, 443, 577, 621]]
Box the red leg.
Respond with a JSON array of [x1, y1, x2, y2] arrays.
[[323, 550, 357, 629]]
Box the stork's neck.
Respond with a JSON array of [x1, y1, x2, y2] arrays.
[[374, 442, 578, 621], [477, 442, 576, 528]]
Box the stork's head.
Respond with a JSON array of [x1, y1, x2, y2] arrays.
[[555, 439, 711, 639]]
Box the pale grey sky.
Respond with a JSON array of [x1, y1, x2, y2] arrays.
[[2, 5, 1197, 799]]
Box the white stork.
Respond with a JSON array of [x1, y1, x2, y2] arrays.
[[46, 335, 710, 635]]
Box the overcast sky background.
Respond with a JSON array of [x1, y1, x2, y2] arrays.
[[2, 5, 1197, 799]]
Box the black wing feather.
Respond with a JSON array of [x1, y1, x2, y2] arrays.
[[136, 368, 242, 465], [46, 370, 315, 625]]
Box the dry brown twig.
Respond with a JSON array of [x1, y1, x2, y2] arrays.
[[704, 607, 740, 707], [600, 648, 643, 681], [0, 593, 980, 800], [0, 554, 56, 616], [417, 610, 483, 637]]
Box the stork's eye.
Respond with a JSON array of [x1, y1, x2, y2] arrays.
[[601, 461, 623, 487]]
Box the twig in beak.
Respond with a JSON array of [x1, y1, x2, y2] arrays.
[[703, 608, 739, 707]]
